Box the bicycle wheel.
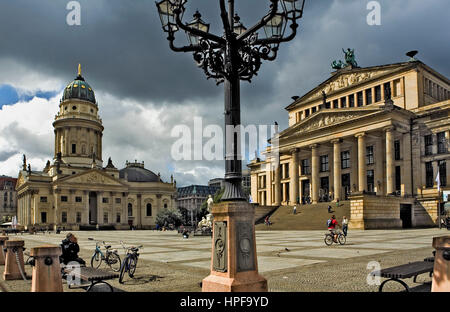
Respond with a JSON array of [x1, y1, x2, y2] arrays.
[[324, 234, 333, 246], [128, 255, 138, 278], [91, 251, 102, 269], [107, 252, 121, 272], [338, 234, 346, 245], [119, 257, 128, 284]]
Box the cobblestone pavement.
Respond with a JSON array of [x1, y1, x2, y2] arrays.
[[0, 228, 446, 292]]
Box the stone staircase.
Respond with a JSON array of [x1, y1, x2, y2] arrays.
[[255, 201, 351, 231], [253, 205, 279, 224]]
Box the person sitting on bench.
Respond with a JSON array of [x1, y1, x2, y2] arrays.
[[60, 233, 86, 266]]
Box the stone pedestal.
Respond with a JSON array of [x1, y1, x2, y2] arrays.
[[31, 245, 63, 292], [202, 201, 267, 292], [0, 236, 8, 265], [431, 236, 450, 292], [3, 240, 26, 281]]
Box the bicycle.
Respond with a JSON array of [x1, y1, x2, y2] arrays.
[[118, 241, 143, 284], [89, 239, 121, 272], [324, 228, 346, 246]]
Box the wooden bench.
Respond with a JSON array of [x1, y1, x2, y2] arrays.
[[372, 261, 434, 292], [63, 266, 119, 292]]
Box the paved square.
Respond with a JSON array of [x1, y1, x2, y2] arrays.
[[279, 247, 390, 259]]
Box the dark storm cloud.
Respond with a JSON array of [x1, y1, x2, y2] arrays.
[[1, 122, 52, 157]]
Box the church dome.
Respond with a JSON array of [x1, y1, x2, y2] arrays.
[[62, 65, 96, 104], [119, 161, 161, 182]]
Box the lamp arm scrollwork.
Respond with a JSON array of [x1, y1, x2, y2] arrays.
[[253, 22, 298, 46], [167, 33, 202, 53], [237, 0, 279, 42], [173, 7, 226, 45]]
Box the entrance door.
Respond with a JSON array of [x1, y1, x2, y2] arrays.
[[400, 204, 412, 228], [342, 174, 351, 200], [89, 192, 97, 225], [320, 177, 329, 202], [302, 180, 310, 204]]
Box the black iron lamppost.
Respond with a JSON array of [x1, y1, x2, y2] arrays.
[[156, 0, 306, 291]]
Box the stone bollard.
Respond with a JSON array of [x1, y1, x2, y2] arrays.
[[432, 236, 450, 292], [3, 240, 26, 281], [30, 245, 63, 292], [0, 236, 9, 265]]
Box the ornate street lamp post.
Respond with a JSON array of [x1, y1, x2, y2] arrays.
[[156, 0, 306, 292]]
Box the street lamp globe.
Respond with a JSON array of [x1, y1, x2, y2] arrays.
[[281, 0, 306, 20], [233, 14, 247, 36], [156, 0, 185, 32], [186, 11, 210, 45], [263, 13, 286, 39]]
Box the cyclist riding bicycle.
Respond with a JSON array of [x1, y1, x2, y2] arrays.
[[327, 215, 339, 242]]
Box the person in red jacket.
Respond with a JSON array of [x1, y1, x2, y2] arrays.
[[328, 215, 339, 242]]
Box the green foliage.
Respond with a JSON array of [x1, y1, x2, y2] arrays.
[[155, 208, 183, 227]]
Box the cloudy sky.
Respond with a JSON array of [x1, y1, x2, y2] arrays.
[[0, 0, 448, 186]]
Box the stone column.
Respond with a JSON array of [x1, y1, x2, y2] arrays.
[[332, 139, 342, 202], [402, 132, 412, 196], [30, 245, 63, 292], [97, 192, 102, 224], [356, 133, 367, 192], [274, 161, 281, 206], [265, 164, 272, 205], [137, 194, 142, 229], [385, 127, 395, 194], [311, 144, 319, 204], [290, 149, 299, 205], [375, 136, 384, 195], [53, 191, 60, 230], [84, 191, 89, 225]]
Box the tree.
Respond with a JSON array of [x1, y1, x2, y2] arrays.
[[155, 208, 183, 228]]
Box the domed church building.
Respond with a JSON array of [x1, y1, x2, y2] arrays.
[[16, 65, 176, 230]]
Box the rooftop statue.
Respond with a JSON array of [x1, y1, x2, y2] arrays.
[[331, 48, 359, 70]]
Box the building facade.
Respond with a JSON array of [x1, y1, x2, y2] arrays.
[[0, 176, 17, 221], [16, 66, 176, 230], [249, 58, 450, 229], [176, 185, 220, 225]]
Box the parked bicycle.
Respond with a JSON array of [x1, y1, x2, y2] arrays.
[[324, 229, 346, 246], [89, 238, 121, 272], [119, 241, 143, 284]]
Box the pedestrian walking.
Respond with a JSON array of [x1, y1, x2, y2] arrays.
[[342, 216, 348, 237], [293, 205, 297, 214]]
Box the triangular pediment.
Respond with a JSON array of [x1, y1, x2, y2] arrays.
[[287, 62, 416, 110], [57, 169, 126, 187], [280, 108, 383, 139], [15, 171, 26, 190]]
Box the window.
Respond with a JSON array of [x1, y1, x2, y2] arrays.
[[164, 203, 168, 209], [301, 159, 310, 175], [395, 166, 401, 192], [115, 198, 121, 204], [341, 97, 347, 108], [72, 144, 76, 154], [439, 160, 447, 187], [116, 214, 121, 223], [425, 135, 433, 156], [103, 213, 109, 224], [384, 82, 391, 99], [146, 203, 152, 216], [283, 163, 289, 179], [341, 151, 350, 169], [128, 203, 133, 217], [325, 101, 331, 109], [61, 212, 67, 223], [425, 162, 434, 188], [366, 89, 372, 105], [40, 196, 47, 203], [349, 94, 355, 107], [394, 140, 401, 160], [357, 91, 363, 107], [76, 212, 82, 223], [320, 155, 329, 172], [375, 85, 382, 102], [366, 146, 374, 165], [437, 132, 447, 154], [61, 196, 68, 202], [312, 107, 317, 113], [367, 170, 374, 193], [304, 109, 310, 118], [75, 196, 82, 203], [333, 99, 339, 108], [41, 212, 47, 223], [102, 197, 109, 204]]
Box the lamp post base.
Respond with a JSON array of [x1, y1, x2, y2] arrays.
[[202, 201, 268, 292]]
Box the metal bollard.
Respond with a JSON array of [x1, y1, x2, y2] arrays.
[[0, 236, 8, 265], [3, 240, 26, 281], [30, 245, 63, 292], [432, 236, 450, 292]]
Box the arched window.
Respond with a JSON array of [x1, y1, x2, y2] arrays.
[[164, 203, 168, 209], [128, 203, 133, 217], [146, 203, 152, 216]]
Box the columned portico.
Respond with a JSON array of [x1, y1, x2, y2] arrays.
[[290, 149, 299, 205], [311, 144, 319, 204], [356, 133, 367, 192], [274, 159, 281, 206], [331, 139, 342, 202]]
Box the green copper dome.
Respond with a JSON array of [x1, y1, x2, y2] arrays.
[[62, 65, 96, 104]]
